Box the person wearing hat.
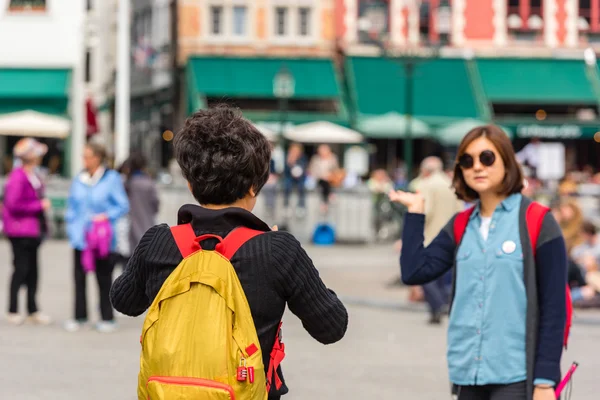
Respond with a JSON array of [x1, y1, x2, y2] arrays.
[[2, 138, 52, 326]]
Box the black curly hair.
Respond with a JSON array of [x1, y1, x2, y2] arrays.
[[173, 105, 271, 205]]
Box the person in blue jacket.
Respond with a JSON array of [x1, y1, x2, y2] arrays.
[[64, 142, 129, 333], [389, 125, 566, 400]]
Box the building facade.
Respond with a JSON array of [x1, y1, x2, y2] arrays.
[[85, 0, 119, 154], [0, 0, 87, 176], [176, 0, 347, 138], [336, 0, 600, 171], [129, 0, 177, 172], [337, 0, 600, 52]]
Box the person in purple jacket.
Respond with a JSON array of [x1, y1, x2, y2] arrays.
[[3, 138, 53, 326], [389, 125, 567, 400]]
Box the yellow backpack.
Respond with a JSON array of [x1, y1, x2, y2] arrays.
[[138, 224, 285, 400]]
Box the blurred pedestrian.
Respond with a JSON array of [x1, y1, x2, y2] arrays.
[[309, 144, 339, 214], [261, 142, 279, 220], [3, 138, 52, 325], [64, 143, 129, 333], [124, 152, 159, 253], [390, 125, 567, 400], [283, 142, 307, 218], [415, 156, 463, 324]]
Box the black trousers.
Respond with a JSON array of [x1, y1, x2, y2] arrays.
[[74, 250, 114, 321], [317, 179, 332, 204], [8, 237, 41, 314], [456, 381, 527, 400]]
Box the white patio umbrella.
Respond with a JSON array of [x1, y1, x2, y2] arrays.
[[284, 121, 364, 144], [253, 123, 278, 142], [435, 118, 513, 146], [356, 112, 432, 139], [0, 110, 71, 138]]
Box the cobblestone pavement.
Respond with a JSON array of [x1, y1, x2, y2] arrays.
[[1, 240, 598, 399]]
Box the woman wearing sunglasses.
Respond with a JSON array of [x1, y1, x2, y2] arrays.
[[389, 125, 566, 400]]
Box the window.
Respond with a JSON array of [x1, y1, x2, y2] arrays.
[[211, 6, 224, 35], [357, 0, 390, 44], [233, 6, 247, 36], [8, 0, 46, 12], [507, 0, 544, 32], [579, 0, 600, 33], [85, 50, 92, 83], [275, 7, 288, 36], [298, 7, 311, 36]]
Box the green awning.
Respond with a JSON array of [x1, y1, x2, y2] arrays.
[[0, 68, 71, 115], [499, 120, 600, 139], [242, 110, 349, 126], [186, 56, 347, 124], [476, 58, 599, 104], [346, 57, 484, 125], [188, 56, 340, 98]]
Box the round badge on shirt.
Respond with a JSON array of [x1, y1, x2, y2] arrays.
[[502, 240, 517, 254]]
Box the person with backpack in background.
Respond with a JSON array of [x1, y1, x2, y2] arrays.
[[64, 142, 130, 333], [110, 105, 348, 400], [389, 125, 568, 400]]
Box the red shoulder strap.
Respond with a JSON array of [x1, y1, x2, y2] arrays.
[[216, 227, 264, 260], [266, 322, 285, 393], [453, 207, 476, 245], [525, 201, 549, 257], [170, 223, 199, 258], [525, 201, 572, 349]]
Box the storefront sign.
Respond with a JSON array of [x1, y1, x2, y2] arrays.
[[516, 124, 582, 139]]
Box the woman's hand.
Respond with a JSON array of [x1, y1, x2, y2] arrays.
[[93, 214, 108, 222], [388, 189, 425, 214], [533, 386, 555, 400]]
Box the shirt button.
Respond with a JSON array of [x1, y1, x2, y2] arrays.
[[477, 329, 481, 335], [479, 303, 483, 308], [480, 276, 484, 281], [482, 249, 486, 253]]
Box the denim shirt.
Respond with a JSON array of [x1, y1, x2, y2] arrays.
[[448, 193, 527, 385]]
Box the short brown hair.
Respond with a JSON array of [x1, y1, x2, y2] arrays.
[[86, 142, 108, 164], [452, 124, 524, 202]]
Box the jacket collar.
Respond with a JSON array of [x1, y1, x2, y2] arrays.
[[177, 204, 271, 233], [470, 193, 522, 220], [79, 166, 107, 186]]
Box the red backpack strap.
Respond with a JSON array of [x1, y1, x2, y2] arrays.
[[266, 322, 285, 393], [170, 223, 199, 258], [525, 201, 572, 349], [525, 201, 549, 257], [453, 207, 476, 245], [216, 227, 265, 260]]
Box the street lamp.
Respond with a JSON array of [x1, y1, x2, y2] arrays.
[[358, 1, 445, 181], [273, 65, 295, 145]]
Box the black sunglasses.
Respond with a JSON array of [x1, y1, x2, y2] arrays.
[[458, 150, 496, 169]]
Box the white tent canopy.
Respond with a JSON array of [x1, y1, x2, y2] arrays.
[[253, 123, 278, 142], [0, 110, 71, 138], [357, 112, 431, 139], [284, 121, 363, 144], [435, 118, 513, 146]]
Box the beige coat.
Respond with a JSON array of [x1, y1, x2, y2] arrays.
[[417, 172, 464, 246]]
